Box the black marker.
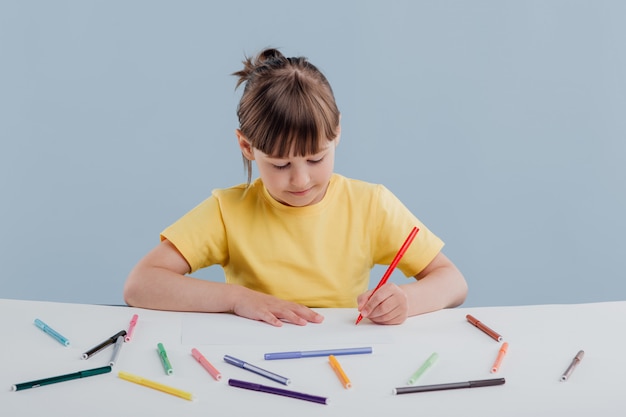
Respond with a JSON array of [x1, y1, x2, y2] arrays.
[[392, 378, 505, 395], [82, 330, 127, 359]]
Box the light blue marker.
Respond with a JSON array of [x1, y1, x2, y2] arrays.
[[34, 319, 70, 346], [407, 352, 439, 385], [264, 346, 373, 360]]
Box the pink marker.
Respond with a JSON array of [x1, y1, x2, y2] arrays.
[[125, 314, 138, 342], [191, 348, 222, 381]]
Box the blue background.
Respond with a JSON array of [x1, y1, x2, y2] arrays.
[[2, 1, 624, 307]]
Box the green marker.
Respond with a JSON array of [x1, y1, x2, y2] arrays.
[[407, 352, 438, 385], [157, 343, 173, 375]]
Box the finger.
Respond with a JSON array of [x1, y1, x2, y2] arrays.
[[360, 286, 393, 317], [367, 290, 409, 325], [278, 310, 308, 326], [366, 286, 408, 322], [277, 305, 324, 326], [363, 297, 391, 320], [356, 290, 373, 309], [253, 310, 284, 327], [367, 303, 404, 324], [297, 307, 324, 323]]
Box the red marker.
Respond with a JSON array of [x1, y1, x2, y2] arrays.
[[355, 226, 419, 325]]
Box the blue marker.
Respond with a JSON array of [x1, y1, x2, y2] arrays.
[[224, 355, 291, 385], [264, 346, 372, 360], [34, 319, 70, 346]]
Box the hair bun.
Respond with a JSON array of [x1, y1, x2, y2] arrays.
[[257, 48, 285, 64], [232, 48, 286, 88]]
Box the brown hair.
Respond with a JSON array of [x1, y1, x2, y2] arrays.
[[233, 48, 341, 184]]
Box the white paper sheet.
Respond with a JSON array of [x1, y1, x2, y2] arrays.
[[181, 308, 396, 346]]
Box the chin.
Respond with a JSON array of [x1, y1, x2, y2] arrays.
[[283, 195, 318, 207]]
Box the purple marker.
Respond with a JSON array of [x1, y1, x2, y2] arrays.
[[228, 379, 329, 405], [224, 355, 290, 385]]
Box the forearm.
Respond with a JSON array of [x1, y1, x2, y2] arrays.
[[124, 266, 241, 313], [124, 240, 324, 326], [403, 265, 468, 317]]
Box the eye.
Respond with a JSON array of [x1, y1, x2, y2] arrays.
[[308, 157, 324, 164], [273, 163, 290, 170]]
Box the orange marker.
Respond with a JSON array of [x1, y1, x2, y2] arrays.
[[329, 355, 352, 389], [491, 342, 509, 373]]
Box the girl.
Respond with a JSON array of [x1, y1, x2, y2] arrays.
[[124, 48, 467, 326]]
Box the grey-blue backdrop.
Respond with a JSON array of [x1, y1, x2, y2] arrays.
[[2, 1, 625, 307]]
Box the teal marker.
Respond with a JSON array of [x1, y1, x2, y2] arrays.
[[407, 352, 439, 385], [12, 366, 111, 391], [157, 343, 173, 375]]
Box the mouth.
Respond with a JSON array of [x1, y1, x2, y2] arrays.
[[288, 187, 313, 197]]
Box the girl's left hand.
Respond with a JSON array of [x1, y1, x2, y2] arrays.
[[356, 283, 409, 325]]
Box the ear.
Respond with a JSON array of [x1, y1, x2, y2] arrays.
[[334, 123, 341, 147], [235, 129, 255, 160]]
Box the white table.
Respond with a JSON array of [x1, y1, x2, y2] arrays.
[[2, 298, 625, 416]]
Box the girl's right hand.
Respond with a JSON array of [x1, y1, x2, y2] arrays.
[[231, 288, 324, 327]]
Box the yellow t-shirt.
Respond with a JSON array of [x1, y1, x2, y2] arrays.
[[161, 174, 444, 308]]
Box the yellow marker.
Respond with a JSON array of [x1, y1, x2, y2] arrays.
[[118, 371, 194, 401], [329, 355, 352, 389]]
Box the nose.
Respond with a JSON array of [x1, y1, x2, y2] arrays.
[[290, 165, 310, 189]]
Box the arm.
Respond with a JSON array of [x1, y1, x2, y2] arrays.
[[356, 251, 468, 325], [123, 239, 324, 327]]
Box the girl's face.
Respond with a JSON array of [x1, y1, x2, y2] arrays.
[[237, 130, 339, 207]]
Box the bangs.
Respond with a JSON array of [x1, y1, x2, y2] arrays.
[[242, 71, 339, 158]]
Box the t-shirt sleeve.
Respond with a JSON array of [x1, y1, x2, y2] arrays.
[[160, 194, 229, 273], [371, 185, 444, 278]]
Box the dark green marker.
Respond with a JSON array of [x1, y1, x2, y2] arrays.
[[12, 365, 112, 391]]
